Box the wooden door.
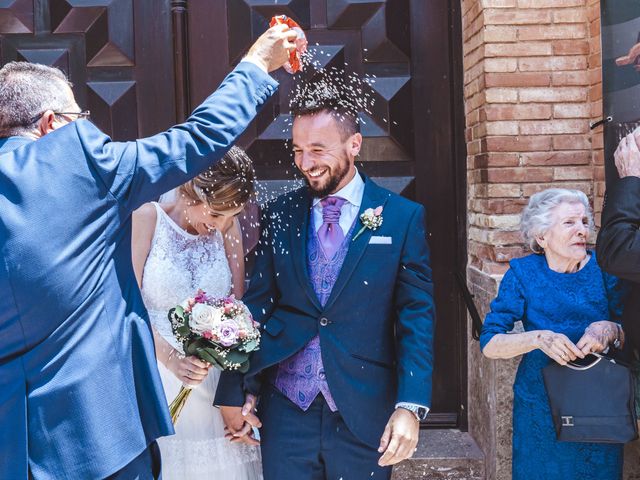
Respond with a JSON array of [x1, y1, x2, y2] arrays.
[[0, 0, 467, 428]]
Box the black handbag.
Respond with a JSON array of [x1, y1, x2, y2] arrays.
[[542, 353, 639, 443]]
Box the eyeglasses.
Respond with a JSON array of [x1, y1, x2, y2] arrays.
[[52, 110, 91, 121], [25, 109, 91, 126]]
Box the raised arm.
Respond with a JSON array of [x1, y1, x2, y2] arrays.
[[82, 26, 298, 214]]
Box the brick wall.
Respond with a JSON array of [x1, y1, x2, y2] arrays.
[[463, 0, 603, 282]]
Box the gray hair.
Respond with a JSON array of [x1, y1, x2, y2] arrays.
[[0, 62, 73, 138], [520, 188, 594, 254]]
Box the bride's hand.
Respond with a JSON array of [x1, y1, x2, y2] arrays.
[[166, 351, 210, 386]]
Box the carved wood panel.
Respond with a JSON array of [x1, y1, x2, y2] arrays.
[[0, 0, 176, 139]]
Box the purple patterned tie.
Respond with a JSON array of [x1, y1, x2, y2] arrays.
[[317, 196, 347, 258]]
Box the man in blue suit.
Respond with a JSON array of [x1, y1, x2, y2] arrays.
[[216, 94, 435, 479], [0, 25, 296, 479]]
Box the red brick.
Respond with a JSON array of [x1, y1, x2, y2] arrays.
[[552, 135, 592, 150], [485, 42, 552, 57], [517, 0, 584, 7], [484, 9, 552, 25], [519, 55, 587, 71], [553, 9, 588, 23], [484, 25, 518, 43], [518, 24, 587, 41], [484, 167, 554, 183], [485, 72, 551, 87], [484, 58, 519, 72], [553, 103, 591, 118], [486, 88, 519, 103], [552, 71, 590, 86], [553, 166, 594, 180], [522, 151, 591, 166], [520, 119, 588, 135], [485, 104, 552, 121], [473, 153, 521, 168], [552, 39, 589, 55], [486, 135, 553, 152], [519, 87, 587, 103]]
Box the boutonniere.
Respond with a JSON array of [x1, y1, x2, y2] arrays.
[[353, 206, 384, 241]]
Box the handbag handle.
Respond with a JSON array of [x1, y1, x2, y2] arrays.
[[565, 352, 612, 371]]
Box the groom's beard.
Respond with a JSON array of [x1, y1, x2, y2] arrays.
[[303, 156, 351, 198]]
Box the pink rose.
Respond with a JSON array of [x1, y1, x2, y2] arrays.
[[374, 206, 383, 216]]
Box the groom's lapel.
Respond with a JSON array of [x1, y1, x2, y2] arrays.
[[323, 177, 390, 311], [288, 187, 322, 311]]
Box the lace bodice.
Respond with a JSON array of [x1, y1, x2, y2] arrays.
[[141, 203, 232, 349]]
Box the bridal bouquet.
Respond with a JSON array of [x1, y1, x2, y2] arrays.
[[167, 290, 261, 423]]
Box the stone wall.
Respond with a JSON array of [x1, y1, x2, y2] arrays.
[[461, 0, 640, 478]]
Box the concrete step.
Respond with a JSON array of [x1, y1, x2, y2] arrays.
[[392, 429, 485, 480]]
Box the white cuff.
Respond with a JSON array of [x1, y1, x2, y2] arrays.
[[241, 57, 268, 74]]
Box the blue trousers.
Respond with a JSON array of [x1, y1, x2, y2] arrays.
[[259, 384, 392, 480], [105, 442, 162, 480]]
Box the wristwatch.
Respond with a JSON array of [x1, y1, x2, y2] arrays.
[[395, 403, 429, 421]]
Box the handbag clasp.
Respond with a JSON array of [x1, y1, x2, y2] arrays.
[[561, 416, 574, 427]]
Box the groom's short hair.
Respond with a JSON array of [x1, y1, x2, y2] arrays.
[[291, 101, 360, 141]]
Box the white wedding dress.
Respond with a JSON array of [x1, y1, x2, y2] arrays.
[[141, 202, 262, 479]]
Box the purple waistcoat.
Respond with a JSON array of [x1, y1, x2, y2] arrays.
[[273, 212, 356, 411]]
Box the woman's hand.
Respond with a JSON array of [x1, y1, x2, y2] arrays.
[[535, 330, 584, 365], [576, 321, 620, 355], [166, 351, 211, 386]]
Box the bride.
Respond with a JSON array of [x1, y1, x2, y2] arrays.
[[131, 146, 262, 479]]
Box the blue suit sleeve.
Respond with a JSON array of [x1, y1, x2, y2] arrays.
[[77, 61, 278, 214], [602, 271, 629, 323], [214, 203, 279, 406], [479, 268, 525, 351], [597, 176, 640, 282], [394, 205, 435, 407]]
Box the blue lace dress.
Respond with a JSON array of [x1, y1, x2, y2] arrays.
[[480, 252, 625, 480]]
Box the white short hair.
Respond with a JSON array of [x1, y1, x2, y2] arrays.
[[520, 188, 593, 254]]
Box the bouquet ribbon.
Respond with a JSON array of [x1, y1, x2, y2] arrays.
[[270, 15, 308, 74]]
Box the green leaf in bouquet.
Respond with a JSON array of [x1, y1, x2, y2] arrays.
[[185, 341, 201, 357], [224, 349, 250, 366], [176, 325, 191, 337], [197, 347, 225, 370], [238, 338, 259, 353]]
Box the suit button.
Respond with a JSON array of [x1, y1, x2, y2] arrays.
[[319, 317, 329, 326]]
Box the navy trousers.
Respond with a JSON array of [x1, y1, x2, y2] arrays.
[[259, 384, 392, 480], [105, 441, 162, 480]]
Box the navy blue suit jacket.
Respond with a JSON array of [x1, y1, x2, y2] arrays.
[[0, 62, 277, 479], [216, 176, 435, 448]]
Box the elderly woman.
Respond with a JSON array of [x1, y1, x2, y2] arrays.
[[480, 188, 626, 480]]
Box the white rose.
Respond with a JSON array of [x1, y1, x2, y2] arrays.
[[189, 303, 222, 335]]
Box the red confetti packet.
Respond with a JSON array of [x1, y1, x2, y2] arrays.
[[270, 15, 308, 74]]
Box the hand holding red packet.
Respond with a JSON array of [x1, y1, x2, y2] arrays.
[[270, 15, 308, 74]]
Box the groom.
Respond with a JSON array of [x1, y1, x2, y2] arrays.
[[216, 94, 435, 479]]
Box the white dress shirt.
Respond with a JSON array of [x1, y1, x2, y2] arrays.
[[312, 168, 365, 233]]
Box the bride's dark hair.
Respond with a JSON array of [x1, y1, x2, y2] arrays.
[[179, 146, 255, 211]]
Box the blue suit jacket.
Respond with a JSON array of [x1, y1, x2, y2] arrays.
[[0, 62, 277, 479], [216, 176, 435, 448]]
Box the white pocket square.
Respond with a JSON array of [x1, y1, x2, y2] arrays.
[[369, 236, 392, 245]]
